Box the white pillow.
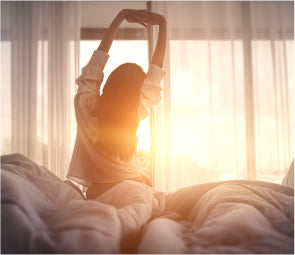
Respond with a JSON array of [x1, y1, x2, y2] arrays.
[[282, 159, 294, 189]]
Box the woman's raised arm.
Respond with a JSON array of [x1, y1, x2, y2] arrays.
[[97, 10, 124, 53], [147, 12, 167, 68]]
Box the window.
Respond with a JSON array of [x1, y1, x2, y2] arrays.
[[1, 2, 292, 189], [165, 38, 294, 189]]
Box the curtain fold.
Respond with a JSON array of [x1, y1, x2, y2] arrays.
[[251, 2, 294, 181], [152, 1, 293, 191], [10, 2, 38, 159], [1, 2, 80, 179]]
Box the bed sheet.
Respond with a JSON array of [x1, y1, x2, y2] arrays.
[[1, 153, 294, 253]]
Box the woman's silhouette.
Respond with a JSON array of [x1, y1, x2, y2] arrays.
[[67, 9, 167, 199]]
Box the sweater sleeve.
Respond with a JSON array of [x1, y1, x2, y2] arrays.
[[74, 50, 109, 137], [140, 64, 165, 108]]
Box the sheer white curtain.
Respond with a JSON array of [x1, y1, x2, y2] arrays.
[[151, 1, 293, 191], [1, 2, 80, 179]]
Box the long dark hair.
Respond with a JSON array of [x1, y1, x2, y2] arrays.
[[96, 63, 146, 161]]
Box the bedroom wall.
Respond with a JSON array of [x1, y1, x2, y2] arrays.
[[81, 1, 147, 28], [3, 1, 293, 30], [80, 1, 294, 31]]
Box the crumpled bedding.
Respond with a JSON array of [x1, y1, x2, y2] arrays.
[[1, 153, 294, 254]]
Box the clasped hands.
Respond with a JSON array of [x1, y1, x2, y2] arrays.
[[119, 9, 166, 27]]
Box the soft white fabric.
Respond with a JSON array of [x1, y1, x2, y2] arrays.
[[1, 154, 294, 254], [140, 64, 164, 107], [282, 159, 294, 189], [1, 2, 80, 179], [68, 50, 164, 186], [138, 64, 164, 120]]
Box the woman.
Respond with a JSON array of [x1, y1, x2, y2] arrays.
[[67, 9, 167, 199]]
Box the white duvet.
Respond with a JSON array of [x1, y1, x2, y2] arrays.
[[1, 153, 294, 254]]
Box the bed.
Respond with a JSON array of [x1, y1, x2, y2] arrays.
[[1, 153, 294, 254]]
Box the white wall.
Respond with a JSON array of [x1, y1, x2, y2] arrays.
[[80, 1, 294, 31], [81, 1, 147, 28], [2, 1, 293, 31]]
